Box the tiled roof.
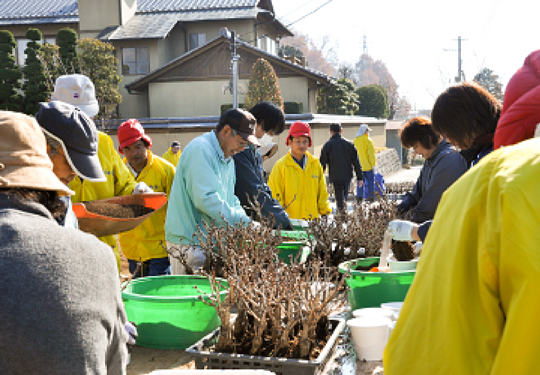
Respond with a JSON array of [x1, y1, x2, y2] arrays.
[[0, 0, 77, 19], [137, 0, 258, 13], [103, 8, 257, 40], [0, 0, 259, 21]]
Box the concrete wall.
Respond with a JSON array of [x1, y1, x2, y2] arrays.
[[146, 75, 313, 118]]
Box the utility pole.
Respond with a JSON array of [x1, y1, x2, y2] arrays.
[[230, 31, 239, 109], [444, 36, 467, 83], [363, 34, 367, 56], [220, 27, 240, 108], [454, 36, 466, 82]]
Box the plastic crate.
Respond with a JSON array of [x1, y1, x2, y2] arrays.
[[186, 318, 346, 375]]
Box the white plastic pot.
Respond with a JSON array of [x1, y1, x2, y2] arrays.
[[386, 256, 419, 272], [347, 316, 394, 361], [381, 301, 404, 321], [352, 307, 394, 321]]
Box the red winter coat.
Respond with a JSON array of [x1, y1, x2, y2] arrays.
[[494, 50, 540, 149]]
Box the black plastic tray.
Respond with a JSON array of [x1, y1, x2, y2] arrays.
[[186, 318, 346, 375]]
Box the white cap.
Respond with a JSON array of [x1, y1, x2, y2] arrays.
[[51, 74, 99, 118], [356, 124, 373, 137]]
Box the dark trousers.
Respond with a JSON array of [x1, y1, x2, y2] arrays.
[[128, 257, 171, 279], [333, 180, 351, 211]]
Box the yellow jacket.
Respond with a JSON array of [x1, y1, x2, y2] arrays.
[[353, 134, 376, 171], [118, 152, 175, 262], [268, 151, 331, 220], [162, 147, 181, 166], [69, 132, 137, 268], [384, 138, 540, 375]]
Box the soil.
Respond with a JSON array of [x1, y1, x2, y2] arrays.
[[355, 259, 380, 271], [84, 201, 154, 218], [391, 240, 415, 261]]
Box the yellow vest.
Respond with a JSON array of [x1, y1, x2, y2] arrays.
[[68, 131, 137, 270], [384, 138, 540, 374], [162, 147, 181, 166], [118, 152, 175, 262], [268, 151, 331, 220], [353, 134, 376, 171]]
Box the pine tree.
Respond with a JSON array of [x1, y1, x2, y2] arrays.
[[0, 30, 23, 111], [23, 28, 49, 115], [57, 27, 79, 74], [245, 58, 283, 109]]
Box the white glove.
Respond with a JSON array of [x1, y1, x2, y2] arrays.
[[249, 221, 261, 230], [132, 182, 154, 194], [125, 321, 138, 346], [414, 242, 423, 256], [387, 220, 415, 241]]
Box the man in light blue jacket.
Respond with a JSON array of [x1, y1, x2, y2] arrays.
[[165, 108, 258, 273]]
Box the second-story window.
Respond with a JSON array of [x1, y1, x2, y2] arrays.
[[189, 33, 206, 50], [122, 47, 149, 75]]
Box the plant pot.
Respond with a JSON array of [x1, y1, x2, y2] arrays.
[[386, 256, 419, 272], [122, 275, 229, 349], [338, 257, 415, 310], [277, 241, 310, 264], [185, 318, 346, 375]]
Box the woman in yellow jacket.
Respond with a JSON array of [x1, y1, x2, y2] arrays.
[[116, 119, 176, 277], [268, 122, 331, 220], [353, 124, 376, 200], [384, 137, 540, 374], [162, 141, 181, 166]]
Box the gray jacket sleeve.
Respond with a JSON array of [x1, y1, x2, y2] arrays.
[[400, 151, 467, 223]]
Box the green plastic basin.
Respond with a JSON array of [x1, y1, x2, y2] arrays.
[[338, 257, 415, 309], [277, 241, 310, 264], [122, 275, 228, 349]]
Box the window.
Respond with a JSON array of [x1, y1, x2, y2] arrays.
[[256, 36, 276, 55], [189, 33, 206, 50], [14, 37, 55, 66], [122, 47, 149, 75]]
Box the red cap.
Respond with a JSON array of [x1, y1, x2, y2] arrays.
[[286, 121, 312, 147], [117, 119, 152, 153]]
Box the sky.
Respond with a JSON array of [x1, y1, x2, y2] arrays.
[[271, 0, 540, 111]]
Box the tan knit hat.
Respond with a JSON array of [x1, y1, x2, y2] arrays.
[[0, 111, 74, 196]]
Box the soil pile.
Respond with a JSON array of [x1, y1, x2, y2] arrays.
[[84, 201, 154, 218]]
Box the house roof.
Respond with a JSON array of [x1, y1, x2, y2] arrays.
[[102, 8, 259, 40], [125, 34, 336, 93], [0, 0, 292, 37]]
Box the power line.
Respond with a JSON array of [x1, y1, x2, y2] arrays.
[[238, 0, 334, 44]]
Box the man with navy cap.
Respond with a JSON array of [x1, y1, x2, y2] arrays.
[[35, 101, 106, 228]]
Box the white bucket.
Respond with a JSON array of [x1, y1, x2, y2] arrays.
[[347, 316, 393, 361], [386, 256, 419, 272], [381, 302, 404, 321], [352, 307, 394, 321]]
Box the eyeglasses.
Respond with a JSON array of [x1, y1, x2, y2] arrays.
[[231, 129, 249, 149]]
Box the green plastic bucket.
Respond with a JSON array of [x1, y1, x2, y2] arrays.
[[277, 241, 309, 264], [122, 275, 228, 349], [338, 257, 415, 310]]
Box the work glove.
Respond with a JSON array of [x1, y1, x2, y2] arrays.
[[414, 242, 423, 256], [248, 221, 261, 230], [132, 182, 154, 194], [125, 321, 138, 346], [387, 220, 415, 241]]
